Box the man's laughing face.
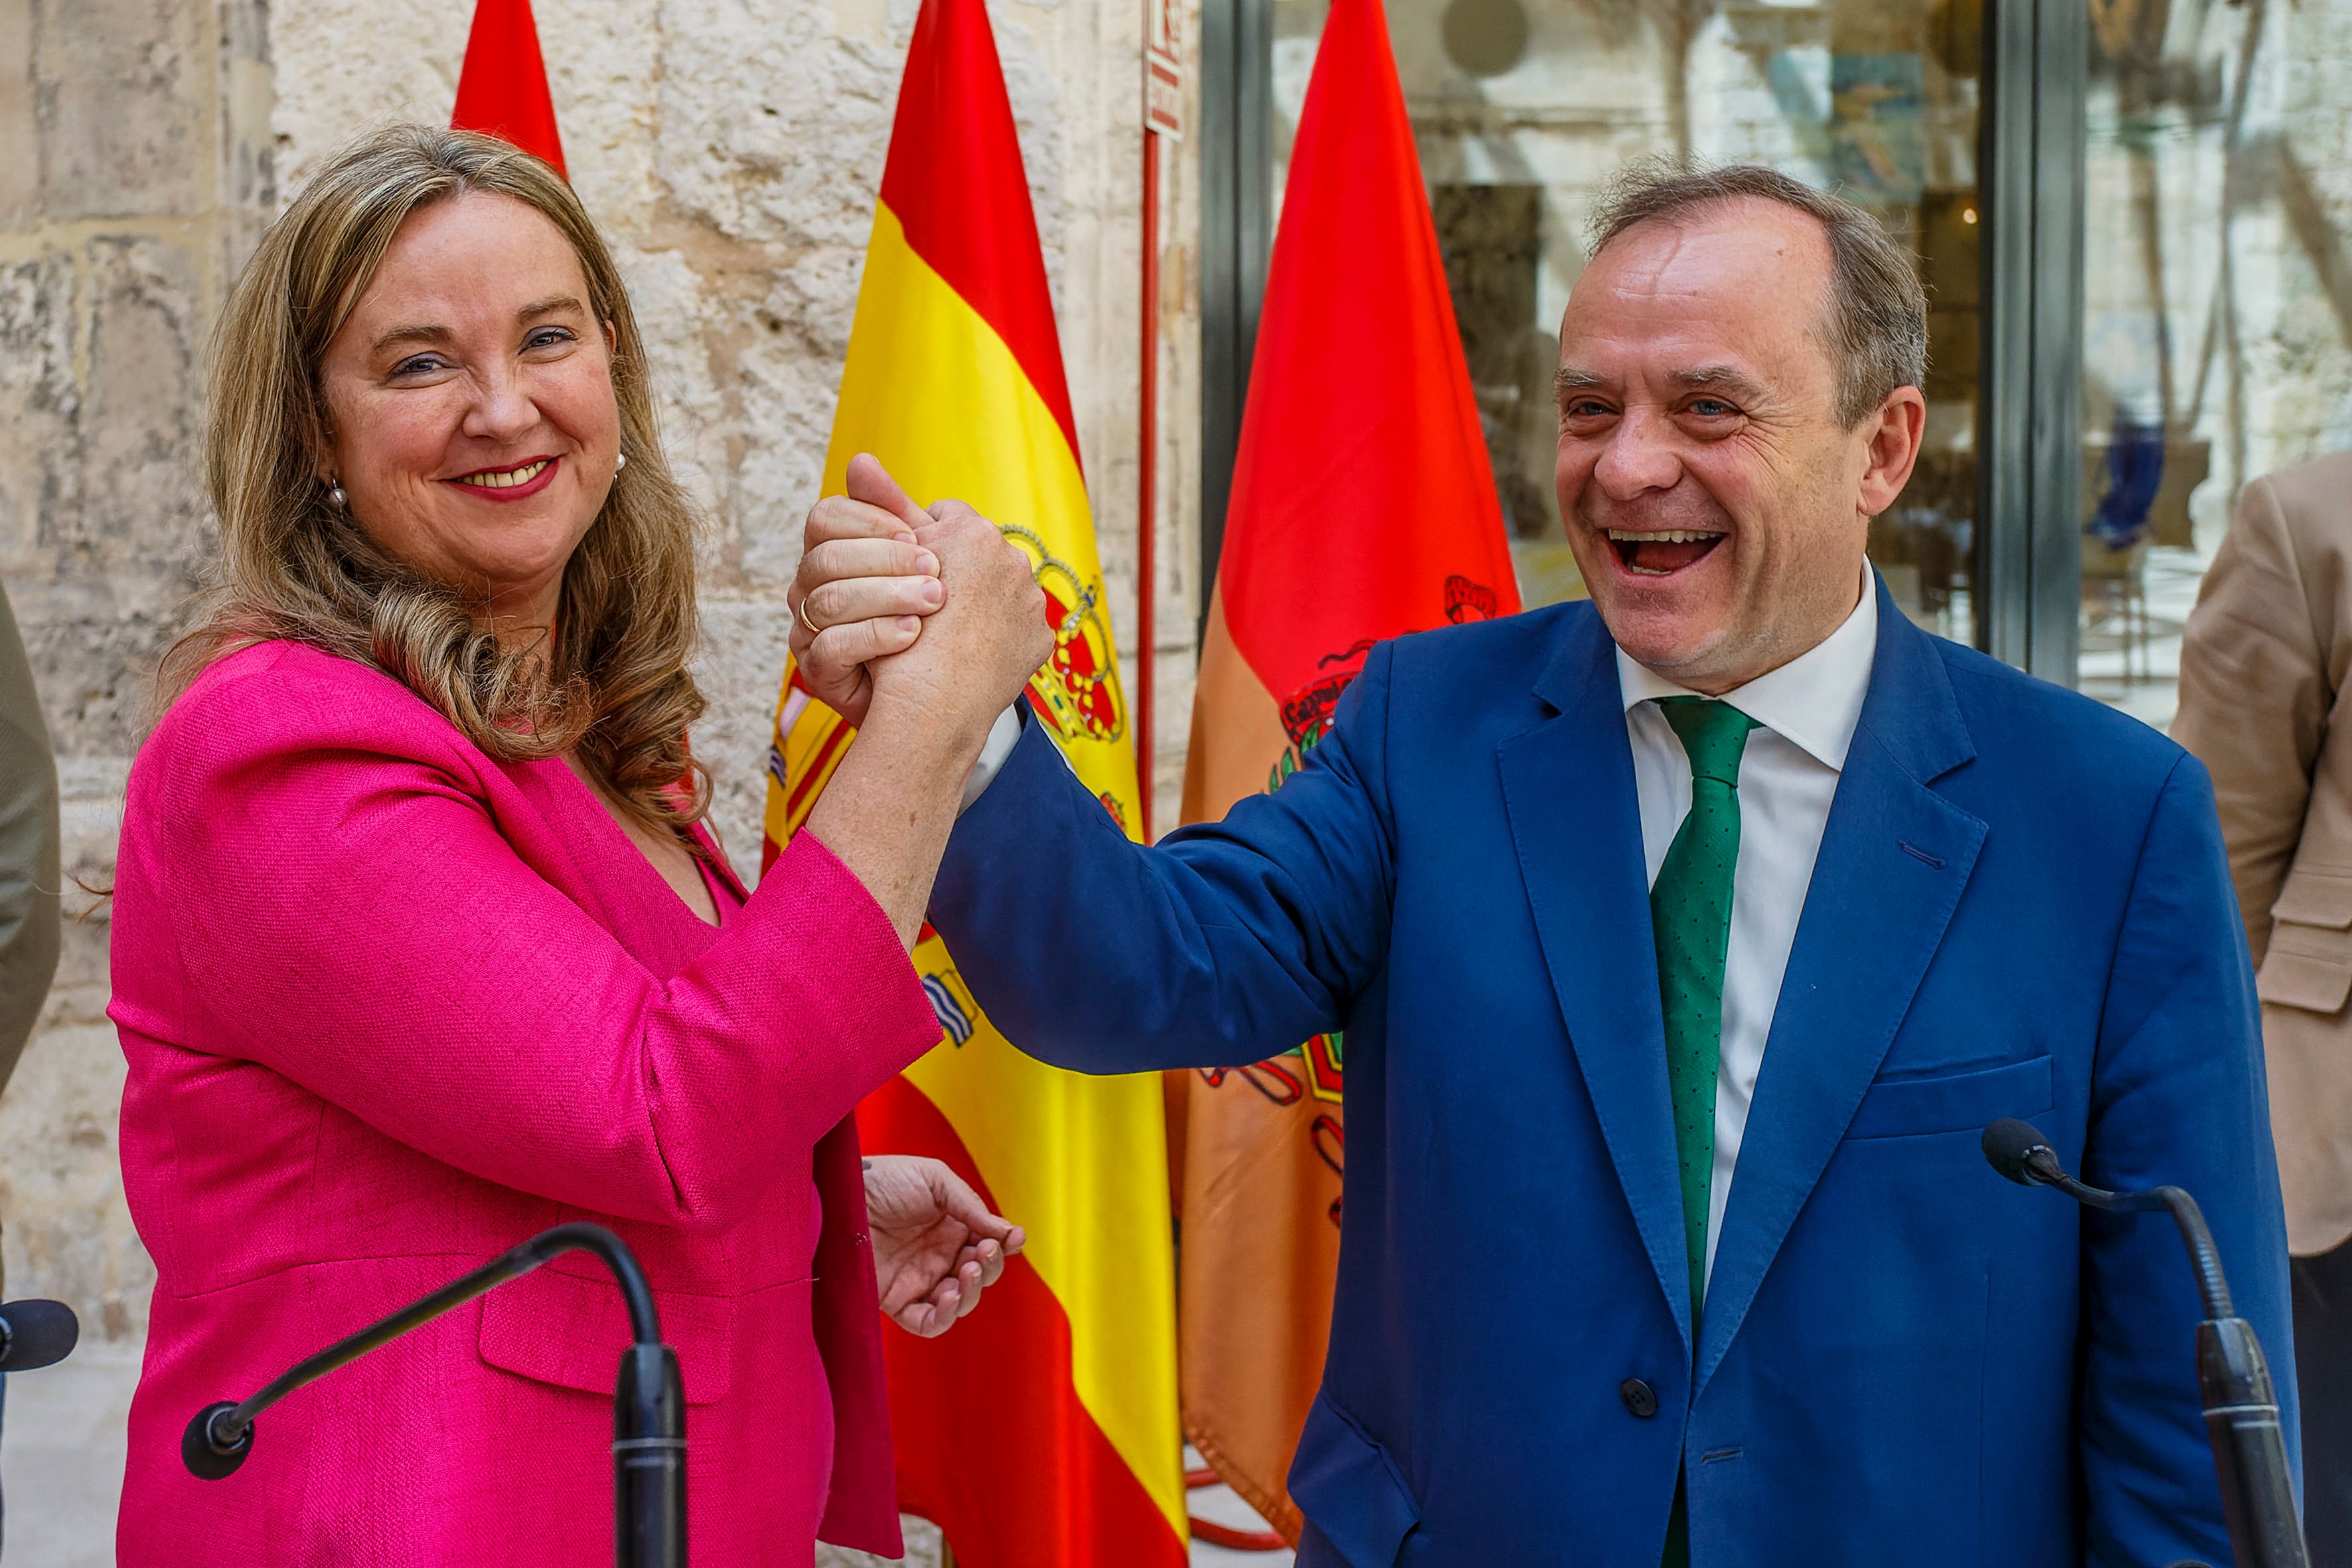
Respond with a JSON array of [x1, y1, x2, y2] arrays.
[[1553, 195, 1920, 694]]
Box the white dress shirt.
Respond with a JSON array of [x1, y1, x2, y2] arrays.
[[959, 702, 1028, 813], [1616, 575, 1878, 1289]]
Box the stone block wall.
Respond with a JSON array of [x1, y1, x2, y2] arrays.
[[0, 0, 276, 1353]]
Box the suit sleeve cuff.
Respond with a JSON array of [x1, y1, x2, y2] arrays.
[[957, 702, 1030, 815]]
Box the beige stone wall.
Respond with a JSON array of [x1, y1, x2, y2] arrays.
[[0, 0, 275, 1352], [0, 3, 1199, 1557]]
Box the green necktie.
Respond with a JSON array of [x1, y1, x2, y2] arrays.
[[1651, 696, 1759, 1568]]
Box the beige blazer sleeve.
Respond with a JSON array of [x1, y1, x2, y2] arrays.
[[2174, 472, 2331, 969], [0, 585, 59, 1093], [2175, 455, 2352, 1252]]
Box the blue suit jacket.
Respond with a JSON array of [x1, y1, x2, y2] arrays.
[[930, 578, 2298, 1567]]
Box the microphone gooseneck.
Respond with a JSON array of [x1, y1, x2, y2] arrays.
[[181, 1222, 685, 1568], [1981, 1121, 2304, 1568], [0, 1298, 80, 1373], [1980, 1119, 2234, 1319]]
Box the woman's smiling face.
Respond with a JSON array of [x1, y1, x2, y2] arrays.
[[317, 189, 622, 629]]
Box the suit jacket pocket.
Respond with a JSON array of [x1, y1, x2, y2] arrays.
[[479, 1263, 736, 1406], [2260, 866, 2352, 1014], [1290, 1389, 1420, 1568], [1845, 1056, 2053, 1140]]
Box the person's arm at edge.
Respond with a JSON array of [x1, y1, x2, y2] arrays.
[[0, 584, 59, 1091], [2075, 752, 2299, 1567], [2173, 475, 2325, 968], [929, 641, 1400, 1073]]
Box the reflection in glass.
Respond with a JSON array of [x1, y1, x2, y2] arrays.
[[2077, 0, 2352, 729], [1269, 0, 1983, 633]]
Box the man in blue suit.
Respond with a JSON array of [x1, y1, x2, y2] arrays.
[[791, 165, 2296, 1565]]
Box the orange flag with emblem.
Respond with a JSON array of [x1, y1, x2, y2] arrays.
[[1175, 0, 1520, 1540]]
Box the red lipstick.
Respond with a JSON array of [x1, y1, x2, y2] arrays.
[[443, 455, 560, 504]]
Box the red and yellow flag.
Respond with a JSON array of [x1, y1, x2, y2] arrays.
[[450, 0, 566, 175], [760, 0, 1186, 1562], [1175, 0, 1520, 1540]]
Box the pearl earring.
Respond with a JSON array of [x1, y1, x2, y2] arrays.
[[327, 483, 348, 509], [615, 452, 628, 472]]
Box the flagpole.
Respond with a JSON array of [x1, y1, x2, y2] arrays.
[[1137, 125, 1160, 841], [1140, 0, 1183, 843]]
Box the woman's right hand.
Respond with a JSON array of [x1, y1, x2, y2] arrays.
[[787, 454, 947, 730], [795, 454, 1048, 751]]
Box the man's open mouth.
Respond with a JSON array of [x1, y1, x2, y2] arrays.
[[1607, 528, 1726, 577]]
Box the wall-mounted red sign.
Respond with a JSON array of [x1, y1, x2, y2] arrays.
[[1146, 0, 1183, 137]]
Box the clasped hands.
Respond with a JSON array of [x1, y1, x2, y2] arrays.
[[786, 453, 1049, 745], [796, 455, 1050, 1336]]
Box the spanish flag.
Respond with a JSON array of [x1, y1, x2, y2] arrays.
[[449, 0, 566, 175], [759, 0, 1187, 1563]]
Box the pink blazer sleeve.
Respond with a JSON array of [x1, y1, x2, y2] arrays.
[[117, 645, 942, 1233]]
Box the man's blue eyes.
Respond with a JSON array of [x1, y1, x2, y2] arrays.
[[1562, 399, 1741, 419]]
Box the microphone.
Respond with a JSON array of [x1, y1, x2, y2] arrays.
[[0, 1300, 78, 1373], [181, 1223, 682, 1568], [1980, 1116, 2053, 1187], [1982, 1119, 2307, 1568]]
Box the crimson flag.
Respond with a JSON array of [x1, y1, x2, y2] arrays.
[[451, 0, 566, 175]]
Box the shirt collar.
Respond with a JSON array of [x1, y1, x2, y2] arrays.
[[1614, 565, 1879, 771]]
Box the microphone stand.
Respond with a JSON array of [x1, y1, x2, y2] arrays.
[[1982, 1119, 2306, 1568], [181, 1222, 684, 1568]]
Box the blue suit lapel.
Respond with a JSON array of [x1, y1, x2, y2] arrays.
[[1693, 580, 1989, 1394], [1498, 608, 1693, 1354]]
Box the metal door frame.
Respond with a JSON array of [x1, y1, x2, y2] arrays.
[[1978, 0, 2088, 680], [1198, 0, 1274, 639]]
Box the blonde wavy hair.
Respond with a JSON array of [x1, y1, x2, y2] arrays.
[[167, 123, 710, 835]]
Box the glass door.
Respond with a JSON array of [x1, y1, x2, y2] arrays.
[[2075, 0, 2352, 730]]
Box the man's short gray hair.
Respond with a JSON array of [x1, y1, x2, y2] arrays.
[[1586, 163, 1928, 428]]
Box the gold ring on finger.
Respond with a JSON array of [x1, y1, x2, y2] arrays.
[[798, 596, 821, 637]]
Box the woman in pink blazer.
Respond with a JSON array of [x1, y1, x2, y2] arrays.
[[108, 125, 1051, 1564]]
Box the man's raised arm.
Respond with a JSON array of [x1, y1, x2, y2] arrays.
[[788, 469, 1398, 1074], [925, 642, 1402, 1075]]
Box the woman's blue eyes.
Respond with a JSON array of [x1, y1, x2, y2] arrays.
[[388, 329, 576, 378]]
